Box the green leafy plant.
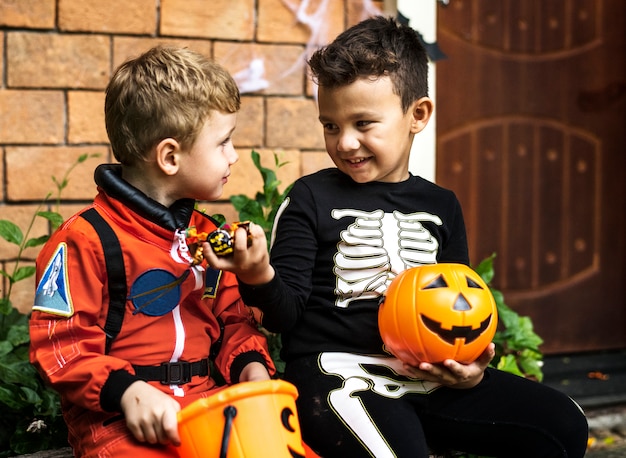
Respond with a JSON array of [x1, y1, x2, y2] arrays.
[[474, 254, 544, 381], [0, 154, 97, 456], [229, 150, 293, 248], [227, 151, 545, 382], [216, 150, 293, 375]]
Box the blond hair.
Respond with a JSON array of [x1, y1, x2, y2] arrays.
[[105, 46, 240, 165]]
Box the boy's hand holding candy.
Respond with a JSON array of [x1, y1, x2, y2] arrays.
[[203, 221, 275, 286]]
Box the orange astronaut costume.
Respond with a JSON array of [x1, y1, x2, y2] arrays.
[[29, 164, 275, 457]]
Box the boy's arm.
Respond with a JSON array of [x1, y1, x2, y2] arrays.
[[29, 224, 141, 413], [206, 181, 317, 333]]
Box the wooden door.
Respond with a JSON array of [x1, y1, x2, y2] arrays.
[[435, 0, 626, 353]]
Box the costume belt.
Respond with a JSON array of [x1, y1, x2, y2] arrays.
[[133, 358, 210, 385]]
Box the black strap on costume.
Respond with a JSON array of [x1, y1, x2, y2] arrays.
[[79, 207, 220, 384], [132, 359, 210, 385], [80, 208, 127, 355]]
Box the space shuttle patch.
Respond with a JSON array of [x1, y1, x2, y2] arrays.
[[34, 243, 74, 316]]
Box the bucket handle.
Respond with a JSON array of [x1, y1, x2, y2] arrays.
[[219, 405, 237, 458]]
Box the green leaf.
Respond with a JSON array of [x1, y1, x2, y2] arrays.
[[495, 354, 525, 377], [0, 359, 40, 389], [7, 324, 30, 347], [36, 386, 64, 417], [36, 211, 64, 229], [25, 235, 50, 249], [494, 300, 519, 329], [0, 307, 28, 327], [19, 386, 43, 407], [474, 253, 496, 284], [0, 385, 26, 410], [211, 214, 226, 226], [472, 254, 544, 380], [518, 350, 544, 382], [232, 198, 265, 224], [230, 194, 254, 212], [0, 341, 13, 358], [0, 220, 23, 245], [12, 266, 36, 283], [0, 298, 12, 316]]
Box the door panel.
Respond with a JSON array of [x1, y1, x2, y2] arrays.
[[436, 0, 626, 353]]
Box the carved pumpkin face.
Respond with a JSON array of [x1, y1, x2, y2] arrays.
[[378, 263, 498, 364]]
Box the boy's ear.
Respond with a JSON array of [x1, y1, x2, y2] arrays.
[[410, 97, 434, 134], [155, 138, 181, 175]]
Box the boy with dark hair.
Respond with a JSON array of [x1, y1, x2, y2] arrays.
[[30, 46, 274, 457], [206, 16, 588, 458]]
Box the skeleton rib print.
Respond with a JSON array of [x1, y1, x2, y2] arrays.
[[331, 209, 442, 308]]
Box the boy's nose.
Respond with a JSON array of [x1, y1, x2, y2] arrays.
[[336, 131, 360, 152], [226, 143, 239, 164]]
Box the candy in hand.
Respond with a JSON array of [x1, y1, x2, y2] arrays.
[[207, 221, 251, 256]]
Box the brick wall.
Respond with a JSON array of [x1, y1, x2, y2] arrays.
[[0, 0, 385, 312]]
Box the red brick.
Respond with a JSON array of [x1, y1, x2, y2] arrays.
[[234, 96, 264, 148], [0, 0, 55, 28], [347, 0, 384, 26], [58, 0, 155, 34], [7, 32, 110, 89], [0, 32, 3, 79], [301, 150, 335, 176], [306, 73, 317, 97], [113, 36, 213, 70], [68, 91, 108, 144], [225, 148, 301, 200], [215, 42, 306, 96], [6, 146, 108, 201], [266, 97, 324, 149], [0, 149, 4, 201], [258, 0, 345, 46], [161, 0, 255, 40], [0, 90, 65, 144]]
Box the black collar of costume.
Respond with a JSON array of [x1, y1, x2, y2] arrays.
[[94, 164, 195, 231]]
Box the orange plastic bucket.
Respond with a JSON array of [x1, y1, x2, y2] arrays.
[[176, 379, 306, 458]]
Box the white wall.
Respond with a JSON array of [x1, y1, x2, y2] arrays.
[[398, 0, 438, 183]]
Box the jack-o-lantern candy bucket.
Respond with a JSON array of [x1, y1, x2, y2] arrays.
[[176, 380, 306, 458], [379, 263, 498, 365]]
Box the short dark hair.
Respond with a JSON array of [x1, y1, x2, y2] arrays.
[[308, 16, 429, 113]]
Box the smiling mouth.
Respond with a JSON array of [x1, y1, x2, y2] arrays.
[[346, 157, 369, 164]]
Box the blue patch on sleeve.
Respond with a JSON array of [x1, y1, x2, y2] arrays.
[[34, 243, 74, 316]]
